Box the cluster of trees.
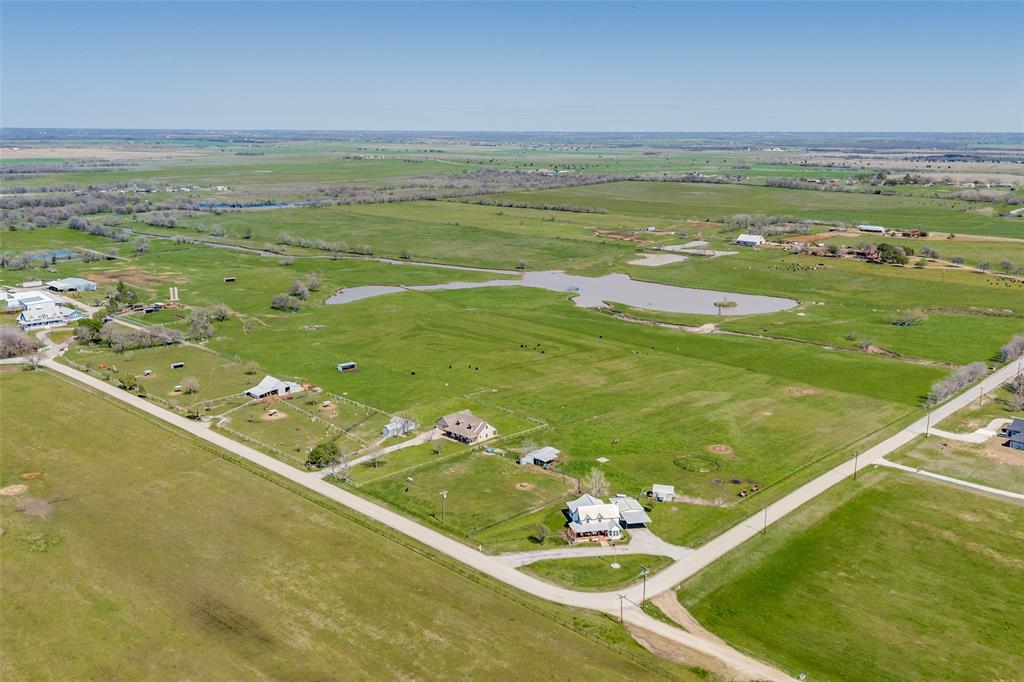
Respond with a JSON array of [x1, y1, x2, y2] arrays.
[[0, 327, 40, 360], [67, 216, 133, 241], [875, 243, 911, 265], [275, 232, 375, 257], [141, 213, 177, 228], [1007, 375, 1024, 412], [186, 304, 233, 341], [105, 280, 140, 314], [730, 213, 817, 235], [305, 441, 339, 469], [998, 335, 1024, 363], [927, 362, 987, 406], [76, 319, 183, 352], [457, 197, 608, 214], [270, 274, 320, 312]]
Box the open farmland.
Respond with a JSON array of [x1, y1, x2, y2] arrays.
[[677, 471, 1024, 681], [493, 181, 1024, 238], [0, 370, 702, 681]]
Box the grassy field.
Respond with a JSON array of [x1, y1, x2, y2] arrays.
[[0, 369, 705, 681], [360, 452, 577, 536], [523, 554, 672, 591], [64, 343, 261, 409], [493, 181, 1024, 238], [678, 471, 1024, 681], [888, 435, 1024, 493]]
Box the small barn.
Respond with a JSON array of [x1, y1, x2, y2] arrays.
[[245, 375, 304, 400], [519, 446, 560, 467], [857, 224, 887, 234], [735, 234, 765, 247], [382, 415, 417, 438], [651, 483, 675, 502], [612, 495, 652, 527]]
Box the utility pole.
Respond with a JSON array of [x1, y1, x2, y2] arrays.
[[925, 410, 931, 437], [853, 450, 859, 480], [440, 490, 448, 525], [640, 566, 649, 604], [762, 505, 768, 535], [619, 594, 625, 623]]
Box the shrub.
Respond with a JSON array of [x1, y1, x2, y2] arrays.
[[890, 308, 927, 327]]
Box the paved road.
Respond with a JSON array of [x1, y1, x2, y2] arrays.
[[878, 459, 1024, 500], [37, 351, 1023, 681], [498, 527, 691, 567], [928, 417, 1012, 444], [40, 357, 787, 681]]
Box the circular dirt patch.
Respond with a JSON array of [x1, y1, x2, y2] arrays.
[[674, 455, 721, 473], [0, 484, 28, 496], [20, 472, 44, 480], [708, 444, 734, 455], [516, 482, 534, 491], [260, 411, 288, 422]]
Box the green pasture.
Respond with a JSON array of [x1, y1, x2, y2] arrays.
[[679, 471, 1024, 681], [0, 370, 700, 680], [523, 555, 673, 592], [360, 451, 577, 536], [493, 181, 1023, 238]]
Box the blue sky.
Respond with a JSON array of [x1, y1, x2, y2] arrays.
[[3, 1, 1022, 131]]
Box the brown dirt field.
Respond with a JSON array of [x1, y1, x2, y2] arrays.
[[0, 484, 28, 496], [16, 497, 53, 518], [981, 440, 1024, 466], [260, 411, 288, 422], [89, 271, 172, 288], [593, 229, 649, 244], [708, 444, 733, 455], [20, 472, 44, 480], [685, 220, 720, 229], [784, 232, 836, 244]]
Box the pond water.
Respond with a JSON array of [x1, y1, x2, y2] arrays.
[[326, 270, 796, 315]]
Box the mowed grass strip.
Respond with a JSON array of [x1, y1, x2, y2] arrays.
[[523, 554, 673, 592], [0, 370, 702, 681], [678, 471, 1024, 681]]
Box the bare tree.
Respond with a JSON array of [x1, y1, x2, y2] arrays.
[[582, 468, 609, 497], [0, 327, 39, 359], [133, 236, 150, 256], [181, 376, 200, 394]]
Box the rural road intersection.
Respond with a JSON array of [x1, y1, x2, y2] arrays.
[[37, 348, 1024, 681]]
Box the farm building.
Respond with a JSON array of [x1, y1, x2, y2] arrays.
[[20, 280, 43, 288], [858, 224, 887, 234], [337, 361, 357, 372], [436, 410, 496, 444], [382, 415, 417, 438], [519, 446, 560, 467], [735, 234, 765, 247], [3, 290, 59, 312], [565, 494, 622, 542], [47, 277, 97, 292], [17, 302, 85, 330], [245, 375, 304, 399], [612, 495, 652, 527], [651, 483, 675, 502]]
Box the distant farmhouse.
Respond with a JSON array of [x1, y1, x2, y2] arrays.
[[735, 234, 766, 247], [436, 410, 496, 444], [245, 375, 303, 399]]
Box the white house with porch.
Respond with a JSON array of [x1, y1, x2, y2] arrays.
[[565, 494, 623, 542], [436, 410, 496, 444], [17, 302, 85, 330]]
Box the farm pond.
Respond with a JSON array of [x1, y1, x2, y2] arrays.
[[326, 270, 796, 315]]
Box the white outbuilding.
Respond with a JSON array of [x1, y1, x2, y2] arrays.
[[245, 375, 304, 399], [735, 234, 766, 247]]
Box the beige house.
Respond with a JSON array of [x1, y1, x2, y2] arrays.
[[436, 410, 496, 444]]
